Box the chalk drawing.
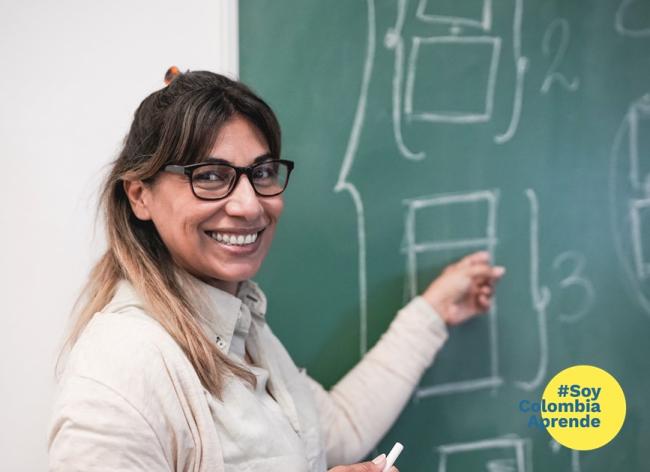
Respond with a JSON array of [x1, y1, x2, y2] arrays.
[[549, 439, 561, 454], [334, 0, 377, 356], [416, 0, 492, 31], [549, 440, 582, 472], [386, 0, 530, 156], [437, 436, 529, 472], [385, 0, 426, 160], [571, 450, 582, 472], [404, 36, 502, 124], [552, 251, 595, 323], [630, 199, 650, 280], [609, 94, 650, 316], [616, 0, 650, 37], [494, 0, 528, 143], [625, 95, 650, 194], [541, 18, 580, 94], [403, 190, 502, 398], [515, 189, 551, 391]]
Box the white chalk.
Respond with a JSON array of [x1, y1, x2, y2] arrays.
[[382, 442, 404, 472]]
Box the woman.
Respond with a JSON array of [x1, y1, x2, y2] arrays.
[[48, 69, 504, 471]]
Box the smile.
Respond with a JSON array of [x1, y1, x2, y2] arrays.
[[206, 229, 264, 246]]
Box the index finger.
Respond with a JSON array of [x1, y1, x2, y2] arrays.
[[461, 251, 491, 266], [467, 263, 506, 280]]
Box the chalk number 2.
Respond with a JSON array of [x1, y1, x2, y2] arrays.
[[541, 18, 580, 94]]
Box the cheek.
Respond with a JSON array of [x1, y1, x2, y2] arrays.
[[149, 199, 213, 250], [179, 204, 225, 244], [266, 197, 284, 221]]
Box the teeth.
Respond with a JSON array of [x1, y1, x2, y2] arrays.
[[209, 231, 260, 246]]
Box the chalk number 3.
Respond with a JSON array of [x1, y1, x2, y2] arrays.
[[552, 251, 595, 323]]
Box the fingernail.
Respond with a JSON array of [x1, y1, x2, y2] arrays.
[[494, 266, 506, 276], [372, 453, 387, 465]]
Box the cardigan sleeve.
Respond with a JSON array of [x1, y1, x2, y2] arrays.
[[306, 296, 449, 466], [48, 374, 171, 472]]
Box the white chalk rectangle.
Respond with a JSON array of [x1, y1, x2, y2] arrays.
[[404, 36, 501, 124]]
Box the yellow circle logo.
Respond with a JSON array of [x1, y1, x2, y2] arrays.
[[541, 365, 626, 450]]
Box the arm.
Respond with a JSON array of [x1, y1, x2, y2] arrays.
[[48, 375, 171, 472], [308, 296, 448, 466], [310, 251, 505, 466]]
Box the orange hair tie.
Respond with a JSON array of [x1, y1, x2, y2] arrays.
[[164, 66, 181, 85]]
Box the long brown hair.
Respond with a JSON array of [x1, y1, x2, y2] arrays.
[[57, 69, 282, 398]]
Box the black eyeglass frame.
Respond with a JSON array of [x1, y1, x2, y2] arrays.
[[163, 158, 294, 201]]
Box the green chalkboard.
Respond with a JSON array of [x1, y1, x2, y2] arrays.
[[241, 1, 650, 470]]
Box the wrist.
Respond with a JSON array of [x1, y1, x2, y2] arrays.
[[421, 292, 450, 324]]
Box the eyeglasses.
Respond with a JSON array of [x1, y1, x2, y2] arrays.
[[163, 158, 294, 201]]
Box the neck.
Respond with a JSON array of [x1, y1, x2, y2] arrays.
[[177, 263, 242, 295], [205, 278, 241, 295]]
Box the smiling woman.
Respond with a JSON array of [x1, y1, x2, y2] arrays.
[[47, 68, 505, 472], [124, 115, 287, 295]]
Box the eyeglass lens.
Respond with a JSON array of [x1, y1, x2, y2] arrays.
[[191, 161, 289, 199]]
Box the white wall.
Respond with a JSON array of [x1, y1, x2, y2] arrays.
[[0, 1, 238, 469]]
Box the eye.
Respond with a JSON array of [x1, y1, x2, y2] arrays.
[[192, 165, 232, 188], [195, 171, 224, 181], [253, 163, 278, 180]]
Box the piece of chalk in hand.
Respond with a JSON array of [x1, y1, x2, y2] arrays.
[[382, 442, 404, 472]]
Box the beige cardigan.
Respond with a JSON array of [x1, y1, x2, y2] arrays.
[[48, 278, 448, 471]]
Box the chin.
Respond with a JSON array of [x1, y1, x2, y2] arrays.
[[212, 262, 263, 283]]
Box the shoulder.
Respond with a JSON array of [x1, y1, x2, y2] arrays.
[[74, 309, 176, 366], [55, 308, 204, 443], [64, 310, 188, 393], [74, 279, 182, 360], [51, 310, 202, 469], [60, 283, 197, 407]]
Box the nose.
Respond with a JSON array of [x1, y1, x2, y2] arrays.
[[224, 174, 264, 221]]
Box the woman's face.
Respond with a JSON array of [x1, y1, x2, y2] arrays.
[[125, 115, 283, 294]]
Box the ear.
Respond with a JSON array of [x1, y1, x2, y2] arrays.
[[123, 180, 153, 221]]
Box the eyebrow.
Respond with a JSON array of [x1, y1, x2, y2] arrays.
[[203, 153, 274, 165]]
